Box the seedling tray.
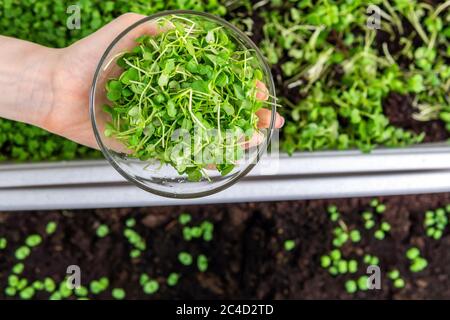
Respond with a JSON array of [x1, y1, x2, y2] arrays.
[[1, 143, 450, 211]]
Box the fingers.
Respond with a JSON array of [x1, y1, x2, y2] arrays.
[[255, 80, 269, 101], [243, 131, 265, 149], [256, 109, 284, 129], [254, 80, 284, 129]]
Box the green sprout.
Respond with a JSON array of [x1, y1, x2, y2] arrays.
[[45, 221, 57, 235], [363, 254, 379, 266], [25, 234, 42, 247], [388, 269, 406, 289], [406, 247, 428, 272], [15, 246, 31, 260], [178, 252, 193, 266], [179, 213, 192, 225], [327, 205, 340, 222], [96, 224, 110, 238], [357, 275, 369, 291], [349, 230, 361, 243], [90, 277, 109, 295], [12, 263, 24, 275], [0, 237, 7, 249], [140, 274, 150, 286], [284, 240, 296, 251], [44, 277, 56, 292], [125, 218, 136, 228], [75, 286, 88, 297], [424, 208, 448, 240], [345, 279, 357, 294], [143, 280, 159, 295], [167, 273, 180, 287], [375, 204, 387, 214], [124, 227, 146, 258], [19, 287, 35, 300], [197, 254, 209, 272], [112, 288, 126, 300]]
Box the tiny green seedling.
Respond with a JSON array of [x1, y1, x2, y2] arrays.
[[178, 252, 193, 266], [45, 221, 57, 235], [96, 224, 110, 238], [284, 240, 296, 251], [406, 247, 428, 272]]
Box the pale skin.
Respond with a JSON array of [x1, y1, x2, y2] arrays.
[[0, 13, 284, 150]]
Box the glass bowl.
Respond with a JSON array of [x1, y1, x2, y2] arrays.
[[90, 10, 276, 198]]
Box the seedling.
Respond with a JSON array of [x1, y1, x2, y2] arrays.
[[284, 240, 296, 251], [388, 269, 406, 289], [96, 224, 109, 238], [125, 218, 136, 228], [179, 213, 192, 225], [143, 280, 159, 295], [424, 207, 448, 240], [406, 247, 428, 272], [112, 288, 126, 300], [12, 263, 24, 275], [90, 277, 109, 295], [178, 252, 193, 266], [197, 254, 209, 272], [104, 14, 269, 180], [320, 249, 358, 276], [45, 221, 57, 235], [167, 273, 180, 287], [25, 234, 42, 247], [0, 237, 7, 249], [123, 227, 146, 258]]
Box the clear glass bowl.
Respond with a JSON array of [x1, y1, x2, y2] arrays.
[[90, 10, 276, 198]]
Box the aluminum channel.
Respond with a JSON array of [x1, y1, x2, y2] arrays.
[[1, 144, 449, 211]]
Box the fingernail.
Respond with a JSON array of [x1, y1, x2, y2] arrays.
[[279, 116, 285, 128]]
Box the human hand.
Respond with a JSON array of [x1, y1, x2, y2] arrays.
[[44, 13, 284, 149]]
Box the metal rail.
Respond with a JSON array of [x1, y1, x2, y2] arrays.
[[1, 144, 449, 211]]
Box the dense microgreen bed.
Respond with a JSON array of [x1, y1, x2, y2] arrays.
[[0, 0, 449, 162], [104, 14, 267, 179]]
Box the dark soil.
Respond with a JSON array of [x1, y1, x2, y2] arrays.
[[1, 193, 450, 300], [384, 93, 450, 142]]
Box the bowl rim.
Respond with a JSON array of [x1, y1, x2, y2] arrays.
[[89, 9, 276, 199]]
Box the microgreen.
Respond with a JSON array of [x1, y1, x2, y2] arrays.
[[0, 237, 7, 249], [124, 227, 146, 258], [125, 218, 136, 228], [167, 273, 180, 287], [179, 213, 192, 225], [388, 269, 406, 289], [12, 263, 24, 275], [197, 254, 209, 272], [75, 286, 88, 297], [90, 277, 109, 295], [178, 252, 193, 266], [345, 279, 357, 294], [105, 14, 268, 181], [25, 234, 42, 247], [424, 207, 448, 240], [15, 246, 31, 260], [143, 280, 159, 295], [112, 288, 126, 300], [406, 247, 428, 272], [96, 224, 110, 238], [284, 240, 296, 251], [45, 221, 57, 235]]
